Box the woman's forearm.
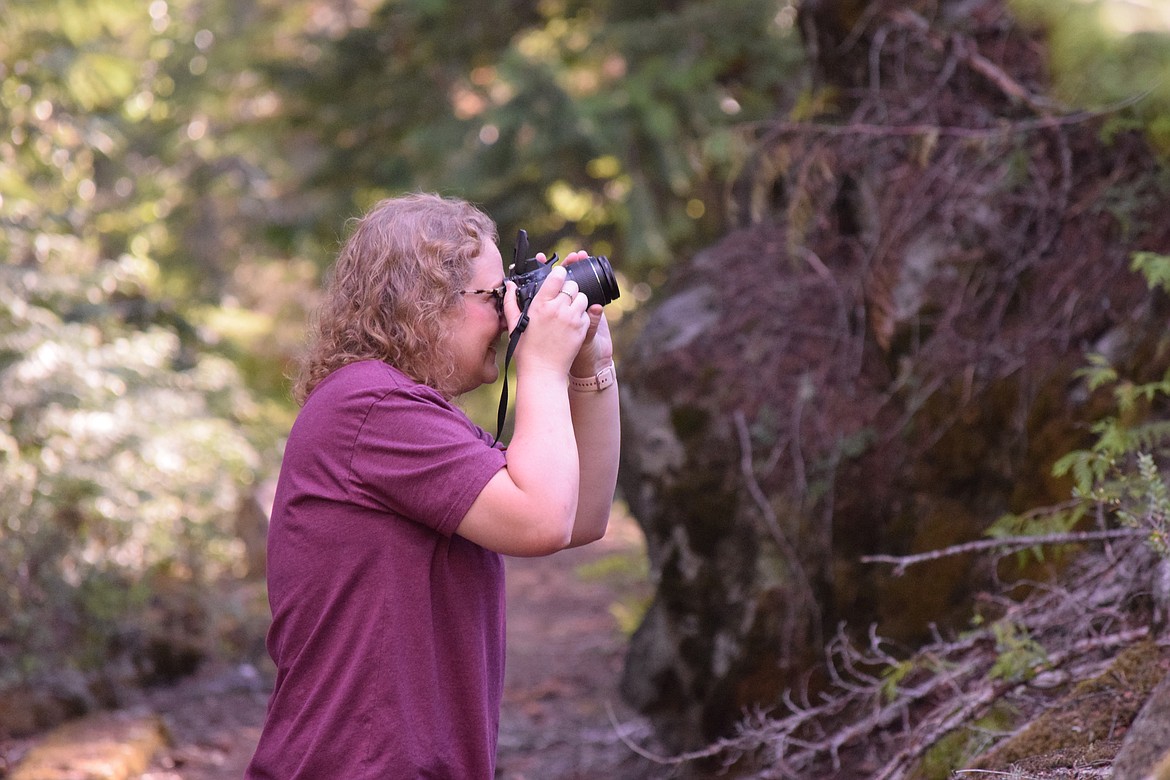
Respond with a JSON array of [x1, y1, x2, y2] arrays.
[[567, 375, 620, 546]]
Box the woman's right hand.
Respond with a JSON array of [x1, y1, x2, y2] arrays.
[[502, 261, 591, 379], [462, 260, 593, 557]]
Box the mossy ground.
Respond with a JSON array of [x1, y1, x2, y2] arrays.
[[962, 639, 1170, 774]]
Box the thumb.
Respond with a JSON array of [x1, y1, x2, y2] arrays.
[[502, 281, 524, 332]]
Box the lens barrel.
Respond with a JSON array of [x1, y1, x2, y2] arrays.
[[565, 255, 620, 308], [512, 255, 620, 310]]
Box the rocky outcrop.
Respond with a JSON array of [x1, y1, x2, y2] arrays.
[[616, 0, 1170, 750], [1113, 666, 1170, 780]]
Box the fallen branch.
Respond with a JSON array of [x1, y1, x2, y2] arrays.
[[860, 528, 1144, 576], [870, 626, 1149, 780]]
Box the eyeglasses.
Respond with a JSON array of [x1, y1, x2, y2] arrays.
[[459, 284, 506, 315]]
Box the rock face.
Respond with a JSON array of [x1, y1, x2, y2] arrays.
[[615, 3, 1170, 748], [1113, 662, 1170, 780], [618, 230, 889, 747]]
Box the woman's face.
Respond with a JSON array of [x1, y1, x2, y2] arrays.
[[450, 241, 507, 395]]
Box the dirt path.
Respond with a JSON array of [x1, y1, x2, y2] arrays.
[[496, 509, 667, 779], [112, 508, 670, 779]]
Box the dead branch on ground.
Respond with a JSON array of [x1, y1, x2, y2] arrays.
[[613, 536, 1159, 779], [861, 528, 1144, 576]]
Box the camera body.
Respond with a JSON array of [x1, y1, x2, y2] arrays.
[[508, 230, 620, 310]]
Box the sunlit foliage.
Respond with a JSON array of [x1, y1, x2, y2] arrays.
[[0, 0, 272, 677], [1008, 0, 1170, 153], [0, 253, 265, 676], [273, 0, 806, 278]]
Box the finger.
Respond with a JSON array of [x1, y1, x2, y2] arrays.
[[536, 266, 569, 302], [560, 250, 589, 266], [583, 306, 602, 336], [502, 281, 523, 329], [558, 280, 579, 301]]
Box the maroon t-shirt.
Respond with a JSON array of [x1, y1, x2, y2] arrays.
[[246, 360, 508, 779]]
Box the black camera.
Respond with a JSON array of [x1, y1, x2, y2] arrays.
[[508, 229, 620, 310]]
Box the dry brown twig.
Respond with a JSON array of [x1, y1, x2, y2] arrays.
[[887, 8, 1057, 114], [860, 528, 1145, 576]]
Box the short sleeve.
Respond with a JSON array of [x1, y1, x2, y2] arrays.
[[347, 385, 507, 537]]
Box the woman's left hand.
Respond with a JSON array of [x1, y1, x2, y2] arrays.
[[561, 250, 614, 377]]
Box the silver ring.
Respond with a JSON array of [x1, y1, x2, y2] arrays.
[[559, 289, 575, 299]]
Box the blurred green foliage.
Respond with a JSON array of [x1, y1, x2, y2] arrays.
[[6, 0, 1161, 688], [1008, 0, 1170, 153], [275, 0, 805, 277], [0, 253, 265, 677], [0, 0, 807, 681], [0, 0, 280, 678]]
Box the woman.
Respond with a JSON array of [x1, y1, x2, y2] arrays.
[[245, 193, 620, 779]]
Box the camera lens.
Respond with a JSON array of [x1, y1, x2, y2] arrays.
[[564, 256, 620, 308]]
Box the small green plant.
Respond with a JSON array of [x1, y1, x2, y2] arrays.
[[880, 659, 915, 703], [1115, 452, 1170, 556], [988, 252, 1170, 561], [1131, 251, 1170, 291], [987, 622, 1049, 683]]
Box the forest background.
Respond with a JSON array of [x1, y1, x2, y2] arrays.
[[3, 0, 1170, 774]]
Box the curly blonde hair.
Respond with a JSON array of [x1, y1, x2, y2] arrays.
[[294, 193, 498, 403]]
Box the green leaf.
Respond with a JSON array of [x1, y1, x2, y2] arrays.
[[67, 51, 137, 110], [1074, 353, 1118, 390], [1132, 251, 1170, 292]]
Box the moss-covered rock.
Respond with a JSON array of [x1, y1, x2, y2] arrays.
[[967, 640, 1169, 772]]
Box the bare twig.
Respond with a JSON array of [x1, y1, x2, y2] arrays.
[[732, 409, 822, 653], [604, 701, 673, 764], [860, 528, 1144, 576], [652, 533, 1159, 778], [872, 625, 1149, 779], [889, 8, 1057, 113], [733, 410, 805, 567]]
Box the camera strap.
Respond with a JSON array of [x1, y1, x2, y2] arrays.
[[492, 296, 535, 446], [491, 241, 560, 446]]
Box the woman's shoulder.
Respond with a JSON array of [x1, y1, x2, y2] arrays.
[[305, 361, 467, 427], [313, 360, 428, 401], [294, 361, 498, 452]]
